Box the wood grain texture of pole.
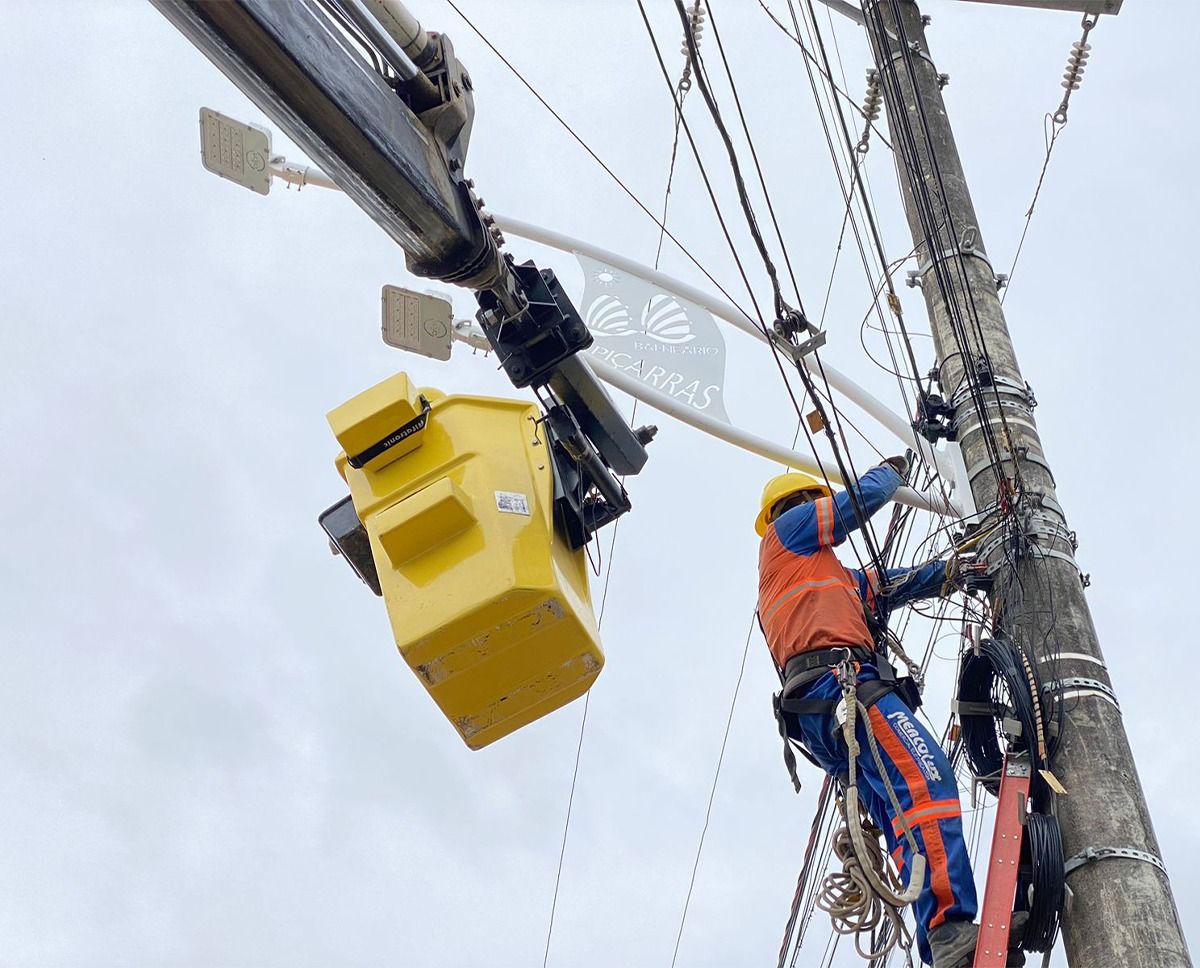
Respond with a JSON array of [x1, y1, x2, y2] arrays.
[[863, 1, 1190, 964]]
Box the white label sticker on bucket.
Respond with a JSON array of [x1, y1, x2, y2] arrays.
[[495, 491, 531, 515]]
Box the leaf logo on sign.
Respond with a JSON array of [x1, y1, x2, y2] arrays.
[[641, 294, 696, 345], [576, 251, 730, 424], [584, 294, 697, 345], [585, 294, 636, 337]]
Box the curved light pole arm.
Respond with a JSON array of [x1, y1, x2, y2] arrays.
[[254, 163, 957, 512], [490, 214, 954, 481], [449, 321, 958, 516], [581, 353, 957, 516]]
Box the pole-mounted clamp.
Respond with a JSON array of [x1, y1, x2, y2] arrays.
[[770, 329, 827, 364], [961, 449, 1045, 488], [770, 312, 827, 364], [1064, 846, 1168, 879], [1025, 545, 1080, 568], [949, 374, 1032, 410], [888, 43, 937, 71], [1031, 491, 1068, 527], [1042, 677, 1120, 711], [914, 389, 956, 443], [1037, 652, 1106, 672]]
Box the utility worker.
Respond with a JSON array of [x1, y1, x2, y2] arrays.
[[757, 458, 988, 968]]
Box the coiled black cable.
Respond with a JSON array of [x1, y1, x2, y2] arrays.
[[1023, 812, 1064, 952], [957, 638, 1047, 795]]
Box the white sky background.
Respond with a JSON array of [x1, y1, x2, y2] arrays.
[[1, 0, 1195, 965]]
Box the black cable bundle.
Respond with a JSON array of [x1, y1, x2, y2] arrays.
[[957, 638, 1046, 795], [1023, 812, 1065, 952]]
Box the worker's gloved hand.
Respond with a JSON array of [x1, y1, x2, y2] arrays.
[[882, 453, 910, 479]]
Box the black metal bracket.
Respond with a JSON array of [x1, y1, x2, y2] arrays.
[[915, 389, 957, 443], [476, 260, 592, 389], [544, 405, 629, 550]]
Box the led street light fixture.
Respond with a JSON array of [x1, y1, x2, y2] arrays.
[[199, 107, 272, 195], [382, 285, 454, 361]]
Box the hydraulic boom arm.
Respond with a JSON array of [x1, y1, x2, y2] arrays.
[[150, 0, 650, 542]]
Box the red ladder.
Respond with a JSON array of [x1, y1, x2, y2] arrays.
[[973, 753, 1030, 967]]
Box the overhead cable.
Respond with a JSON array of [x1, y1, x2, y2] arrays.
[[660, 0, 888, 576], [704, 2, 804, 306], [654, 0, 705, 269], [777, 776, 836, 967], [1002, 13, 1099, 303], [443, 0, 759, 326], [755, 0, 893, 151], [541, 498, 631, 966], [788, 0, 957, 527], [795, 0, 926, 396], [860, 0, 1018, 506], [669, 615, 756, 968]]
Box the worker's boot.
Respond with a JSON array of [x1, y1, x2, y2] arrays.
[[928, 913, 1030, 968], [928, 920, 978, 968], [1005, 911, 1030, 966]]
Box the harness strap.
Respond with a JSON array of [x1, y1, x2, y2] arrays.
[[781, 696, 839, 715], [774, 672, 900, 792], [773, 693, 803, 793], [855, 678, 896, 709], [783, 646, 875, 682]]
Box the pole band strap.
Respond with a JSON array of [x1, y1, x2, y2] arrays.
[[1064, 846, 1167, 879], [1042, 677, 1119, 711]]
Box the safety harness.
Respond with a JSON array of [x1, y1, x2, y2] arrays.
[[762, 494, 926, 792], [770, 635, 923, 793]]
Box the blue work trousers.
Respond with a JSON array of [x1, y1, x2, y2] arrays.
[[794, 664, 978, 965]]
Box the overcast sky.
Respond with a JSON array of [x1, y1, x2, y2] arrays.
[[1, 1, 1195, 966]]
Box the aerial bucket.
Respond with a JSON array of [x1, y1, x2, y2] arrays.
[[327, 372, 603, 749]]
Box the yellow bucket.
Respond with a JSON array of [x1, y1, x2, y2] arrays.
[[328, 373, 603, 749]]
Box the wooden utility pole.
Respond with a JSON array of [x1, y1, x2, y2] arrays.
[[861, 2, 1190, 964]]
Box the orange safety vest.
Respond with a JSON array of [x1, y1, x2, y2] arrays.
[[757, 518, 874, 671]]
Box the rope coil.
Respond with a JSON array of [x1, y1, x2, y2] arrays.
[[817, 813, 912, 961], [816, 660, 926, 962]]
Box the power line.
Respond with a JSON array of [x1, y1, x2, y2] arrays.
[[442, 0, 758, 325], [705, 3, 890, 516], [669, 613, 755, 968], [637, 0, 775, 332], [754, 0, 893, 152], [541, 445, 637, 966], [542, 7, 703, 954], [789, 3, 963, 521], [860, 0, 1015, 503], [1001, 13, 1099, 303], [654, 0, 704, 270], [659, 0, 889, 578], [453, 0, 934, 584], [446, 1, 853, 507], [541, 690, 589, 968], [704, 2, 804, 306]]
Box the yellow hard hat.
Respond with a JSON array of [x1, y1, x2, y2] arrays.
[[755, 472, 832, 537]]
